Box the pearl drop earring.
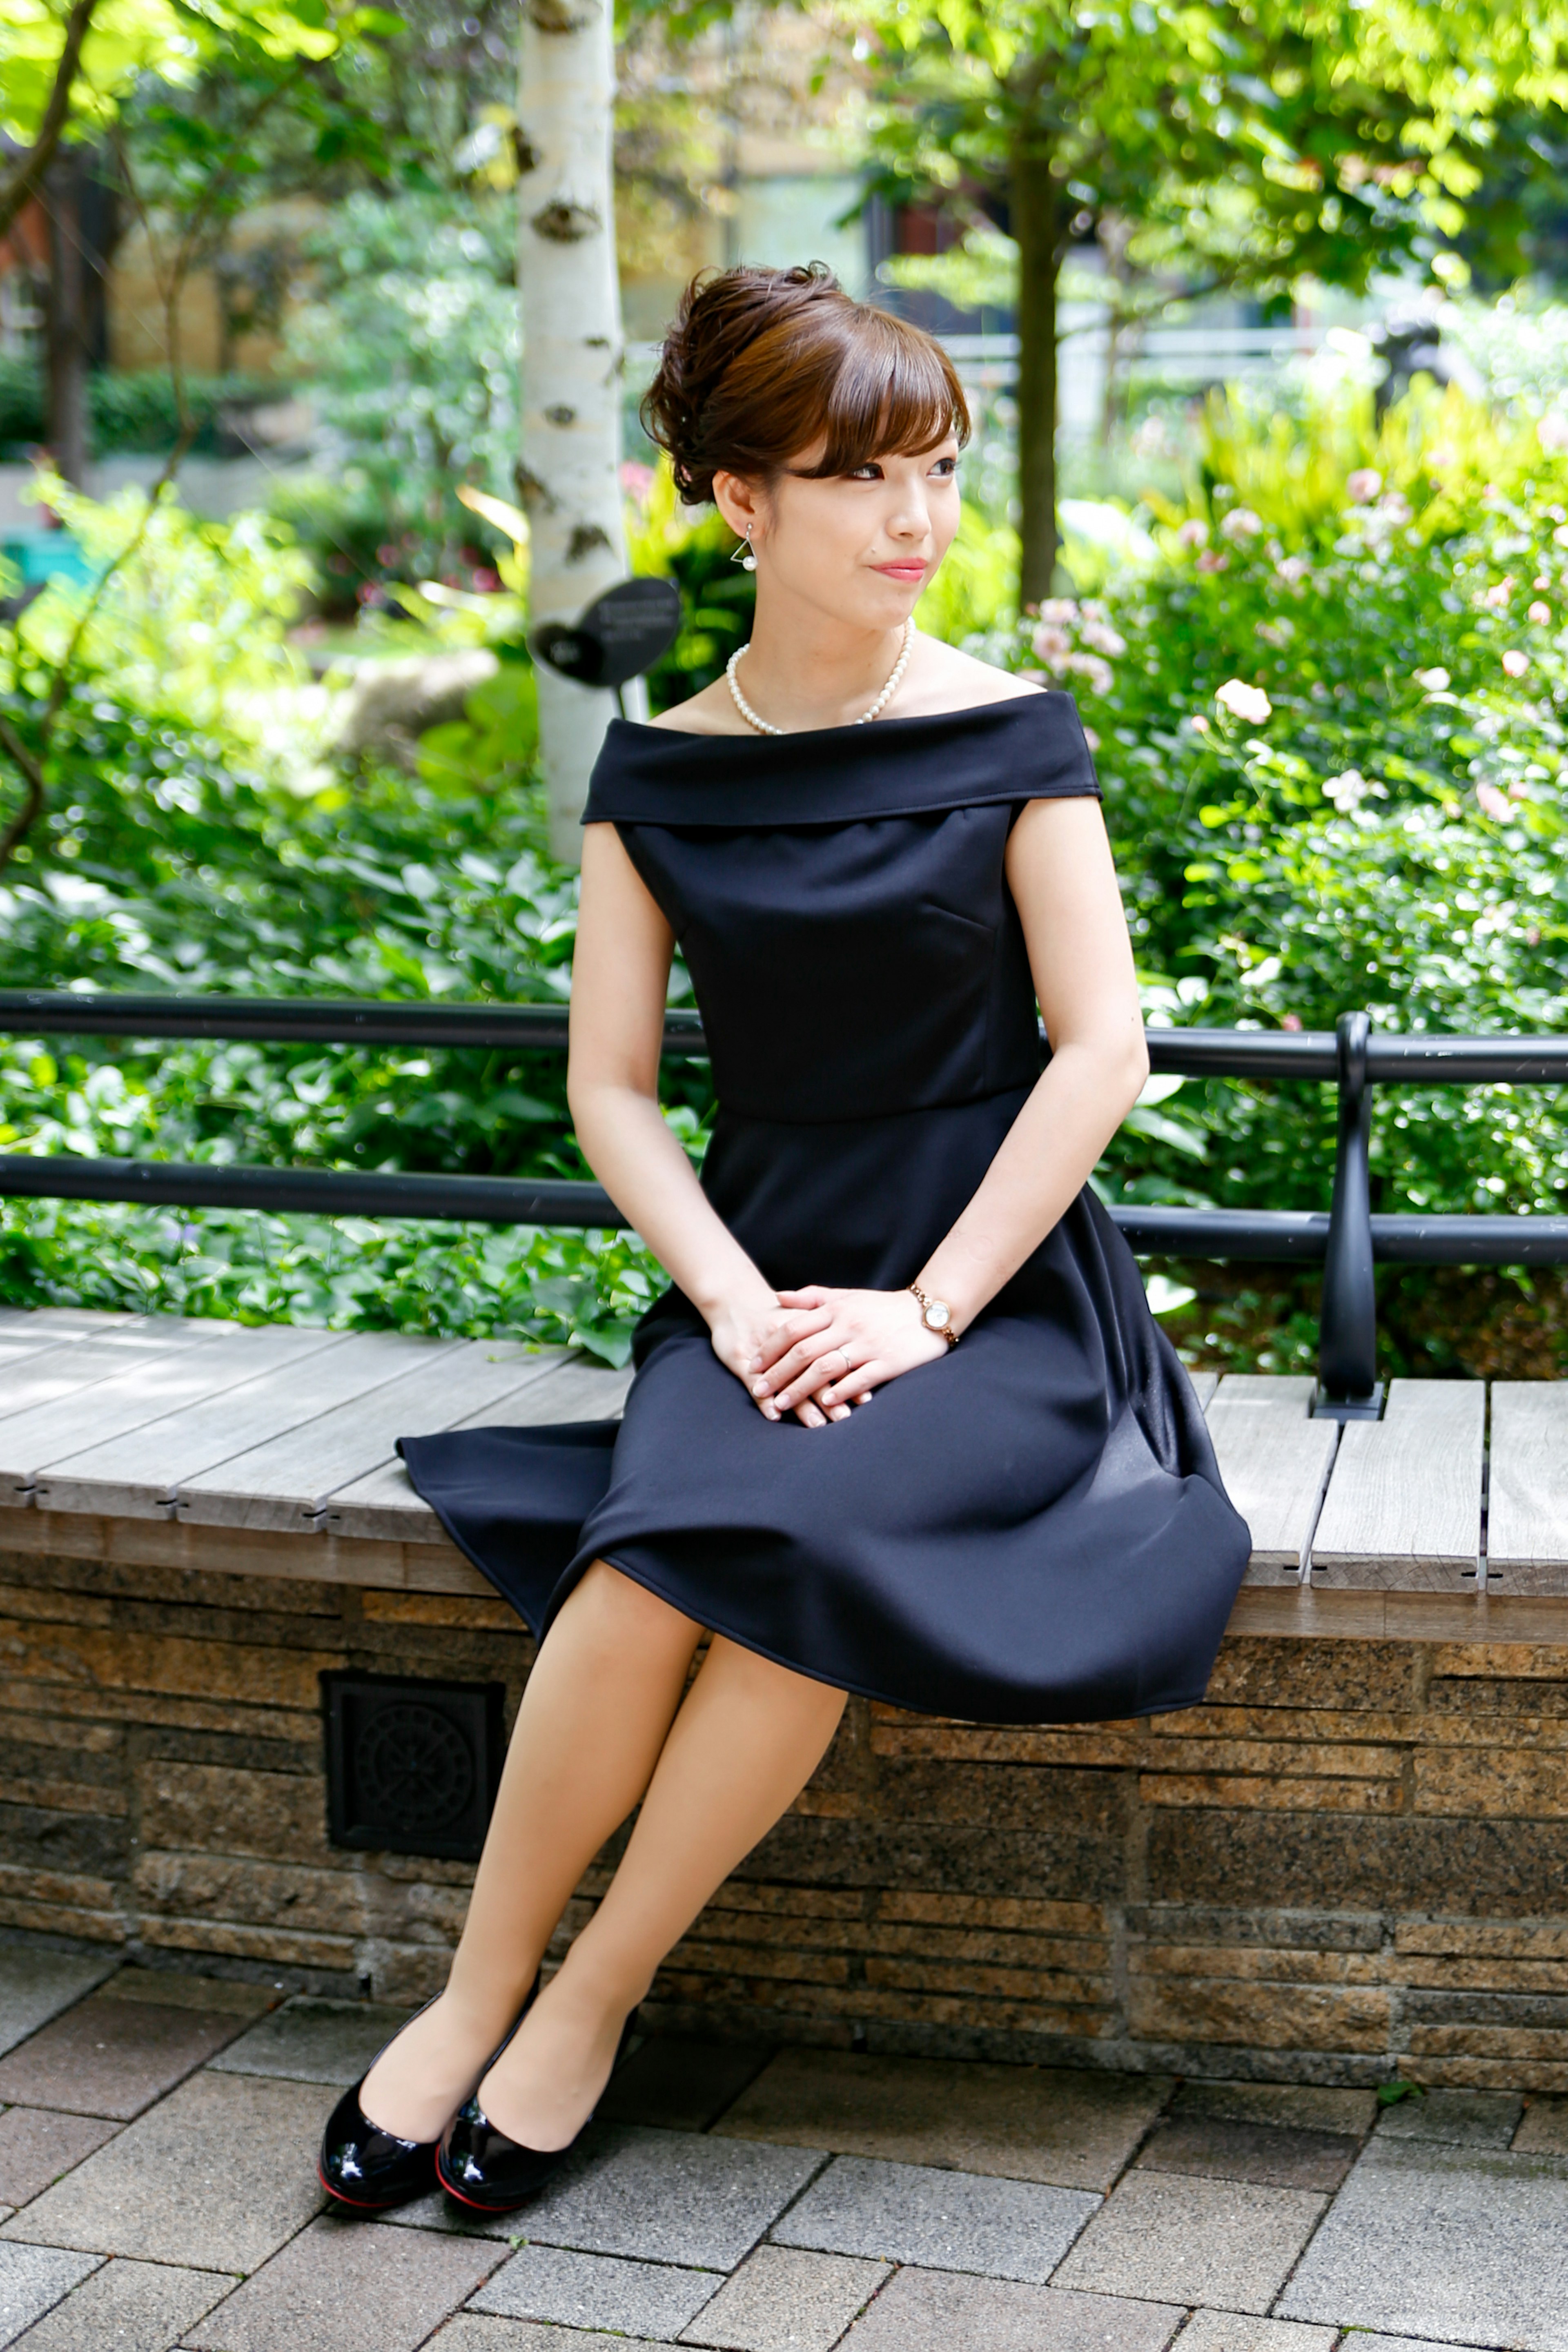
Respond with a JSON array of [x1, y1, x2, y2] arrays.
[[731, 526, 757, 572]]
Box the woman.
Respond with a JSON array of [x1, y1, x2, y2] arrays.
[[320, 261, 1250, 2218]]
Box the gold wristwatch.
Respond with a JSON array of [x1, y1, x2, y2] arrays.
[[908, 1283, 960, 1347]]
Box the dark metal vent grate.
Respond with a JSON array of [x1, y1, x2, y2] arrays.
[[322, 1671, 504, 1861]]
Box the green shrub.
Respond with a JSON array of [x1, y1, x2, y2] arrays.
[[0, 479, 699, 1358], [275, 193, 521, 596], [980, 378, 1568, 1225], [0, 359, 283, 459]]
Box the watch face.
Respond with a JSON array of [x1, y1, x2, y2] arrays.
[[925, 1300, 951, 1329]]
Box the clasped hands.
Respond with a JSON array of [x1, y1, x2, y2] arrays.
[[710, 1284, 951, 1428]]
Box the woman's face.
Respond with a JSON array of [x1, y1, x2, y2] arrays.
[[715, 436, 962, 631]]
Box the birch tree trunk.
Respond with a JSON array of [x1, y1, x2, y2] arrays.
[[516, 0, 635, 866]]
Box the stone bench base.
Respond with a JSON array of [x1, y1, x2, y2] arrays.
[[4, 1511, 1568, 2093]]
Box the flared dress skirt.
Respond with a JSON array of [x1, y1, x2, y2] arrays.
[[399, 693, 1252, 1724]]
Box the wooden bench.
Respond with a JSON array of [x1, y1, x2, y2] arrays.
[[3, 1306, 1562, 1629], [4, 1304, 1568, 2094]]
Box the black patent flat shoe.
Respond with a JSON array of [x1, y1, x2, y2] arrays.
[[318, 1973, 541, 2215], [436, 2015, 636, 2216]]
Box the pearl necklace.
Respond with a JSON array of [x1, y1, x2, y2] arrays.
[[726, 617, 915, 736]]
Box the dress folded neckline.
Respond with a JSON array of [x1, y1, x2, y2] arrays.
[[584, 689, 1100, 829]]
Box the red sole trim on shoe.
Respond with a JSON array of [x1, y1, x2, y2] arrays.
[[316, 2164, 406, 2213], [434, 2151, 534, 2216]]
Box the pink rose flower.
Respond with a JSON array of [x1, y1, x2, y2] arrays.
[[1529, 601, 1552, 625], [1475, 782, 1510, 819], [1346, 468, 1383, 503], [1502, 649, 1530, 677]]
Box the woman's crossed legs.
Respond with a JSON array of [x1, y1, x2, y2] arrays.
[[357, 1559, 846, 2152]]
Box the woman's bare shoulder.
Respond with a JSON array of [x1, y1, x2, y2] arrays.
[[899, 637, 1043, 715], [644, 680, 750, 736]]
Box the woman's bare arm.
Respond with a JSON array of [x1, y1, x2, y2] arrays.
[[568, 824, 840, 1422]]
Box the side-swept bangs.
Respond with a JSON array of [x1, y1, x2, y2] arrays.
[[641, 265, 971, 503], [777, 307, 971, 480]]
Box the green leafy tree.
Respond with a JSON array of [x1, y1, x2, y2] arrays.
[[860, 0, 1568, 604], [0, 0, 404, 864]]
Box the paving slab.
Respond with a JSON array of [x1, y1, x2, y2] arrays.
[[0, 2110, 119, 2207], [471, 2244, 719, 2339], [713, 2050, 1171, 2189], [0, 2070, 332, 2271], [838, 2265, 1182, 2350], [1136, 2116, 1358, 2192], [1175, 2320, 1337, 2352], [1053, 2170, 1327, 2314], [1278, 2138, 1568, 2350], [0, 1993, 252, 2120], [9, 2256, 235, 2350], [679, 2245, 888, 2351], [207, 2000, 413, 2087], [1335, 2339, 1497, 2352], [430, 2319, 679, 2352], [0, 1954, 119, 2063], [1345, 2333, 1504, 2352], [1372, 2087, 1523, 2147], [599, 2038, 776, 2134], [1515, 2095, 1568, 2155], [93, 1972, 274, 2020], [184, 2214, 502, 2352], [396, 2125, 823, 2267], [1172, 2080, 1377, 2138], [771, 2152, 1098, 2283], [0, 2246, 101, 2345]]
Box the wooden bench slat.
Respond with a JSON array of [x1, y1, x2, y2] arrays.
[[0, 1332, 84, 1382], [0, 1306, 148, 1336], [323, 1354, 635, 1541], [31, 1325, 386, 1518], [0, 1320, 343, 1505], [1205, 1373, 1339, 1582], [0, 1320, 227, 1436], [174, 1339, 568, 1532], [0, 1316, 261, 1470], [1310, 1377, 1484, 1590], [1486, 1382, 1568, 1594]]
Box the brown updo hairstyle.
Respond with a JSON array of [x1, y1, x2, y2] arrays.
[[641, 262, 971, 506]]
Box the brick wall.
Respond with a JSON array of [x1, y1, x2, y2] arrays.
[[2, 1541, 1567, 2091]]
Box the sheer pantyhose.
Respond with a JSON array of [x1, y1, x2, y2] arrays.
[[358, 1559, 847, 2152]]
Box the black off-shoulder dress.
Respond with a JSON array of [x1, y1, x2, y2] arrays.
[[399, 692, 1250, 1723]]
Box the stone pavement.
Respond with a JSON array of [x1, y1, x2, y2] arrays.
[[0, 1952, 1562, 2350]]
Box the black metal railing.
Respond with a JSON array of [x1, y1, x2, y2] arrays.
[[2, 989, 1566, 1420]]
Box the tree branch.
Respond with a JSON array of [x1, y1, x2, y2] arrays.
[[0, 0, 100, 246], [0, 720, 48, 875]]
